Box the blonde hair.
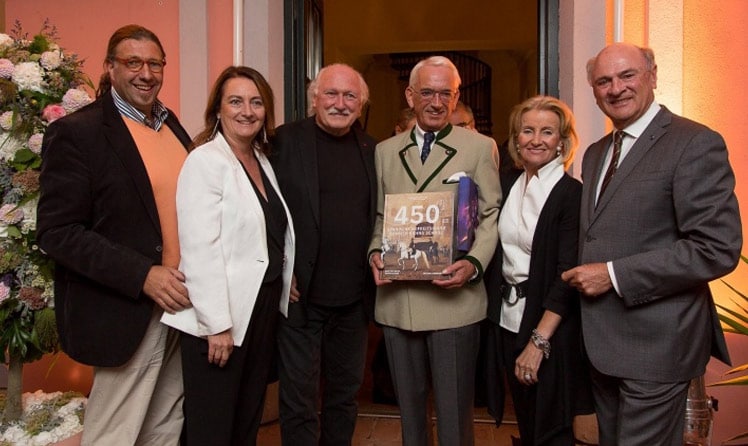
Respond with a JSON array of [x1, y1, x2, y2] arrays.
[[507, 95, 578, 170]]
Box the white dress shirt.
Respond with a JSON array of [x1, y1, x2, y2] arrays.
[[498, 156, 565, 332]]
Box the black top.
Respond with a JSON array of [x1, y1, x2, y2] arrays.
[[307, 125, 371, 306], [244, 160, 287, 283]]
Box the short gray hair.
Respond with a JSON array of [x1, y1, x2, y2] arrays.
[[306, 63, 370, 115], [409, 56, 461, 89]]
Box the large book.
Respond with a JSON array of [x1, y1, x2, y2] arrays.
[[455, 176, 479, 253], [380, 191, 454, 280]]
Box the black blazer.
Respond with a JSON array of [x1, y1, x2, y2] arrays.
[[37, 91, 191, 367], [485, 172, 593, 443], [270, 117, 377, 324]]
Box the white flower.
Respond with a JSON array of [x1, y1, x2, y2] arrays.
[[62, 88, 92, 113], [40, 50, 62, 70], [0, 134, 24, 161], [28, 132, 43, 154], [0, 33, 13, 48], [12, 61, 44, 92], [0, 110, 17, 130], [0, 425, 28, 444], [31, 431, 52, 446], [0, 58, 14, 78], [20, 199, 38, 232]]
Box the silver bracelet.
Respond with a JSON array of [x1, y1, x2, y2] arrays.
[[530, 329, 551, 359]]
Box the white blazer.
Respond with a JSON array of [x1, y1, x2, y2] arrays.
[[161, 133, 295, 346]]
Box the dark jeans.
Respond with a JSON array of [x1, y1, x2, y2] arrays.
[[278, 300, 368, 446]]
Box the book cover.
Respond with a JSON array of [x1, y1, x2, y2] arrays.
[[380, 191, 454, 280], [455, 176, 479, 253]]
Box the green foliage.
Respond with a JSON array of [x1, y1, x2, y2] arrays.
[[712, 255, 748, 387], [710, 255, 748, 444]]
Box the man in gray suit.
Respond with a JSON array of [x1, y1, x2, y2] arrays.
[[368, 56, 501, 446], [562, 42, 741, 446]]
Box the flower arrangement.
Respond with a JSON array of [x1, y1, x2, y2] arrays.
[[0, 20, 93, 423], [0, 390, 86, 445]]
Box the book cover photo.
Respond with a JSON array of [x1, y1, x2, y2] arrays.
[[380, 191, 454, 280]]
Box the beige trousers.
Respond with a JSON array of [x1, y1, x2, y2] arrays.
[[81, 307, 183, 446]]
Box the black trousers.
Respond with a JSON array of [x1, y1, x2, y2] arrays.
[[180, 277, 282, 446], [500, 327, 575, 446], [278, 300, 368, 446]]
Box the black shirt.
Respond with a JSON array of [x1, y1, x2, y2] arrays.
[[307, 126, 370, 306]]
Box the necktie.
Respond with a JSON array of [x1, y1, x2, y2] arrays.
[[421, 132, 435, 164], [598, 130, 624, 201]]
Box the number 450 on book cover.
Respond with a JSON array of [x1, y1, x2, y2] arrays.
[[380, 177, 478, 281]]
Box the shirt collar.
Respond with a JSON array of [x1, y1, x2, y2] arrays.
[[414, 123, 449, 148], [111, 87, 169, 131], [619, 101, 661, 139], [524, 155, 565, 187]]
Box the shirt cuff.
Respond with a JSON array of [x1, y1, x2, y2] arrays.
[[606, 261, 622, 297]]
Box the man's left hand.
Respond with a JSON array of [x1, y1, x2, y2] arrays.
[[432, 259, 476, 289]]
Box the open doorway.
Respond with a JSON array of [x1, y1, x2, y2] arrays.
[[285, 0, 559, 142], [282, 0, 559, 419]]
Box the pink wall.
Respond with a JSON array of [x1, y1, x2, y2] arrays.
[[207, 0, 234, 89], [5, 0, 182, 113]]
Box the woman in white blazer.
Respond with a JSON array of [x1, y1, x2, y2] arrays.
[[161, 66, 295, 445]]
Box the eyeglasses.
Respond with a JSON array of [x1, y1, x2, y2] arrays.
[[112, 57, 166, 73], [414, 89, 456, 102]]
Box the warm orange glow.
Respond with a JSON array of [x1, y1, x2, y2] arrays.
[[682, 0, 748, 294], [622, 0, 648, 45]]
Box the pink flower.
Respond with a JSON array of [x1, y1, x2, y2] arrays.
[[28, 133, 43, 154], [62, 88, 92, 113], [42, 104, 66, 123], [0, 282, 9, 303], [0, 58, 14, 79], [0, 203, 23, 224]]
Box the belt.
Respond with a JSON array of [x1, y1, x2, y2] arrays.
[[499, 280, 528, 306]]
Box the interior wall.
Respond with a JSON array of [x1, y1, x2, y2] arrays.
[[322, 0, 538, 142], [681, 1, 748, 442], [5, 0, 183, 113]]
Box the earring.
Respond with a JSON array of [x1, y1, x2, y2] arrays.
[[209, 116, 220, 140], [556, 146, 562, 155]]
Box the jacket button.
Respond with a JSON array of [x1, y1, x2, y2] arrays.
[[155, 245, 163, 252]]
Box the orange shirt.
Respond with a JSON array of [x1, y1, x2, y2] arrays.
[[124, 118, 187, 269]]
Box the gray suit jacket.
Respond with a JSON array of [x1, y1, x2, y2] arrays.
[[369, 125, 501, 331], [579, 106, 740, 382]]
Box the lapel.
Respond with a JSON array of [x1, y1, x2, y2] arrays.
[[588, 107, 670, 225], [299, 118, 321, 226], [101, 92, 163, 236], [398, 125, 457, 192], [216, 133, 264, 212], [351, 123, 377, 220]]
